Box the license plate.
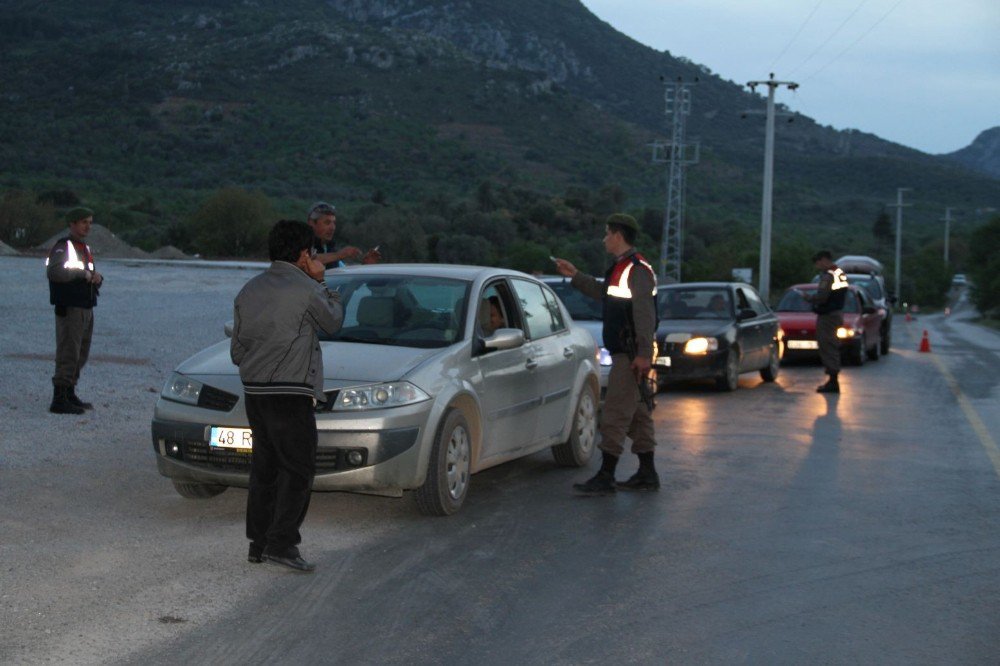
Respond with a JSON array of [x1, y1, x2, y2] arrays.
[[787, 340, 819, 350], [654, 356, 672, 367], [210, 426, 253, 450]]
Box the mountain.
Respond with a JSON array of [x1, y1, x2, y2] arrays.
[[1, 0, 997, 256], [942, 128, 1000, 179]]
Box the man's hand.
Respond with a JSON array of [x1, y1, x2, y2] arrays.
[[334, 246, 362, 262], [305, 256, 326, 282], [630, 355, 651, 381], [361, 247, 382, 264], [553, 257, 577, 278], [90, 271, 103, 286]]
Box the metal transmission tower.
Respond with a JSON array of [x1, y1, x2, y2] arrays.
[[651, 78, 699, 283], [745, 73, 797, 302]]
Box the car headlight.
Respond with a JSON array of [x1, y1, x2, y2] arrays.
[[597, 346, 613, 366], [333, 381, 430, 411], [161, 372, 203, 405], [836, 327, 856, 339], [683, 337, 718, 355]]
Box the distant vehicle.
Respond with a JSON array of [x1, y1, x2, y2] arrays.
[[653, 282, 782, 392], [541, 276, 609, 399], [775, 283, 884, 366], [952, 273, 968, 285]]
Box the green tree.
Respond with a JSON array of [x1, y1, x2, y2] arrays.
[[0, 190, 58, 247], [348, 208, 428, 263], [872, 210, 893, 251], [967, 215, 1000, 315], [187, 188, 272, 258]]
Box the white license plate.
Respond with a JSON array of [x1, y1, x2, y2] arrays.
[[210, 426, 253, 450], [654, 356, 672, 367], [787, 340, 819, 350]]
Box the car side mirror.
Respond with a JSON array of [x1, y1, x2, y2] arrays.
[[484, 328, 525, 351], [737, 308, 756, 321], [224, 321, 234, 338]]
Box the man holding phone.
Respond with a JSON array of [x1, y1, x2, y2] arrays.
[[231, 220, 344, 572], [307, 201, 381, 268]]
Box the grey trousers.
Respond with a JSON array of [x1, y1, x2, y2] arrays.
[[53, 307, 94, 388], [599, 353, 656, 456], [816, 311, 843, 374]]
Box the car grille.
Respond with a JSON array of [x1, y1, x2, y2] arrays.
[[197, 385, 239, 412], [164, 439, 354, 473]]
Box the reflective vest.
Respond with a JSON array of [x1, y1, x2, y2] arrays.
[[602, 251, 657, 355], [813, 267, 848, 314], [47, 237, 98, 308]]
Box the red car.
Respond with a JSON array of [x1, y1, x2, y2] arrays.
[[775, 283, 885, 365]]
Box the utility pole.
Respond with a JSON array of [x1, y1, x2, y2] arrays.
[[745, 73, 797, 301], [651, 77, 699, 283], [887, 187, 912, 304], [942, 207, 955, 264]]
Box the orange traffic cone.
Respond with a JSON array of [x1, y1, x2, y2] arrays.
[[919, 330, 931, 353], [905, 312, 912, 322]]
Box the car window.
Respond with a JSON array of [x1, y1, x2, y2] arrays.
[[322, 274, 469, 348], [540, 284, 567, 333], [776, 289, 812, 312], [511, 278, 565, 340], [658, 288, 733, 320], [476, 282, 517, 339], [740, 288, 769, 316], [843, 290, 860, 313], [846, 275, 883, 300], [545, 279, 602, 321]]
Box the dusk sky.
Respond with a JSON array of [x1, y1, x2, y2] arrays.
[[580, 0, 1000, 155]]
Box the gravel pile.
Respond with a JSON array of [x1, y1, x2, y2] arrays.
[[36, 223, 150, 259]]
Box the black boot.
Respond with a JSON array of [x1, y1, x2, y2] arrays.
[[816, 372, 840, 393], [618, 451, 660, 490], [50, 386, 85, 415], [573, 452, 618, 494], [68, 387, 93, 410]]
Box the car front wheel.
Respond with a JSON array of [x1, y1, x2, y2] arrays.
[[759, 343, 780, 382], [716, 349, 740, 391], [415, 409, 472, 516], [172, 481, 227, 499], [552, 382, 597, 467]]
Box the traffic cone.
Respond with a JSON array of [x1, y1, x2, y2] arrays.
[[905, 312, 912, 322], [919, 330, 931, 353]]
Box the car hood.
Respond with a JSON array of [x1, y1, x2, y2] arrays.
[[776, 312, 817, 331], [656, 319, 731, 339], [176, 339, 447, 384]]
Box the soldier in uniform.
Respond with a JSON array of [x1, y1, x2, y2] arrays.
[[45, 207, 103, 415], [805, 250, 849, 393], [553, 214, 659, 493]]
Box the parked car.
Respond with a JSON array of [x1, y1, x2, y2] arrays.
[[775, 283, 884, 365], [540, 275, 609, 399], [952, 273, 968, 286], [833, 255, 893, 355], [653, 282, 782, 391], [152, 265, 601, 516]]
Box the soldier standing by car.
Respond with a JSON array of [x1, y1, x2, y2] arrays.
[[307, 201, 381, 269], [45, 207, 102, 415], [803, 250, 849, 394], [553, 213, 659, 493], [231, 220, 344, 572]]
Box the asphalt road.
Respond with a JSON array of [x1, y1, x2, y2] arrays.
[[2, 256, 998, 665]]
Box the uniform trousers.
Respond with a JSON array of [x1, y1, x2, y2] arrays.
[[816, 311, 843, 374], [53, 306, 93, 388], [599, 353, 656, 456], [245, 394, 318, 556]]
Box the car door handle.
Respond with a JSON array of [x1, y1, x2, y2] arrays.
[[563, 347, 575, 359], [525, 359, 538, 370]]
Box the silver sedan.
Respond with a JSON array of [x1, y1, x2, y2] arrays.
[[151, 264, 601, 515]]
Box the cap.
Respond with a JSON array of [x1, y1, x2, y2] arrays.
[[65, 206, 94, 224], [307, 201, 336, 220], [605, 213, 639, 234]]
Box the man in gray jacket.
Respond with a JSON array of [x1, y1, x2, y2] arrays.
[[231, 220, 344, 572]]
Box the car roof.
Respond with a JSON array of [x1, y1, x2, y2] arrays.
[[327, 263, 535, 282], [661, 281, 749, 289]]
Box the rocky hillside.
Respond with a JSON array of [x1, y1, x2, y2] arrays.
[[943, 128, 1000, 179]]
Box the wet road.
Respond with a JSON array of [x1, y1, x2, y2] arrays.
[[2, 257, 997, 665]]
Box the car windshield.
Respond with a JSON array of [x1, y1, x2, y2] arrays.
[[658, 288, 732, 319], [777, 288, 859, 313], [321, 274, 470, 348], [846, 275, 883, 300], [545, 280, 602, 320]]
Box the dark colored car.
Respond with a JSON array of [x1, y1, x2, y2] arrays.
[[776, 283, 884, 365], [833, 255, 893, 355], [653, 282, 782, 391]]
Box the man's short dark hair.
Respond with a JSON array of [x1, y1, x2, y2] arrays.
[[269, 220, 314, 263], [608, 222, 637, 246], [812, 250, 832, 262]]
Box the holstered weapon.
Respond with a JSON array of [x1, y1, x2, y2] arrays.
[[622, 312, 656, 412]]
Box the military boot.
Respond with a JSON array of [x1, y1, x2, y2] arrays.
[[67, 387, 93, 410], [617, 451, 660, 491], [816, 372, 840, 394], [573, 452, 618, 495], [50, 386, 85, 415]]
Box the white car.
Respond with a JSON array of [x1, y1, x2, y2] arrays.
[[540, 275, 610, 399], [152, 265, 601, 515]]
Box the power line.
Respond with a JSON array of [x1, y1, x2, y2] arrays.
[[787, 0, 871, 77], [802, 0, 907, 82], [768, 0, 825, 72]]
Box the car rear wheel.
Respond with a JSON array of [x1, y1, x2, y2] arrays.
[[415, 409, 471, 516], [759, 343, 780, 382], [552, 382, 597, 467], [848, 339, 867, 366], [880, 327, 891, 355], [716, 349, 740, 391], [172, 481, 227, 499]]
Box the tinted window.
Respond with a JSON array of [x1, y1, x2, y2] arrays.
[[512, 279, 565, 339], [740, 288, 769, 316], [658, 288, 733, 320], [323, 274, 469, 348], [846, 275, 884, 300], [545, 279, 602, 321], [776, 289, 812, 312]]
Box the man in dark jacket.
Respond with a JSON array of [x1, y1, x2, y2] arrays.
[[231, 220, 344, 572], [553, 214, 659, 493], [805, 250, 849, 393], [45, 207, 103, 414]]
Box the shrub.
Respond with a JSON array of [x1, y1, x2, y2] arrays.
[[187, 188, 272, 258]]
